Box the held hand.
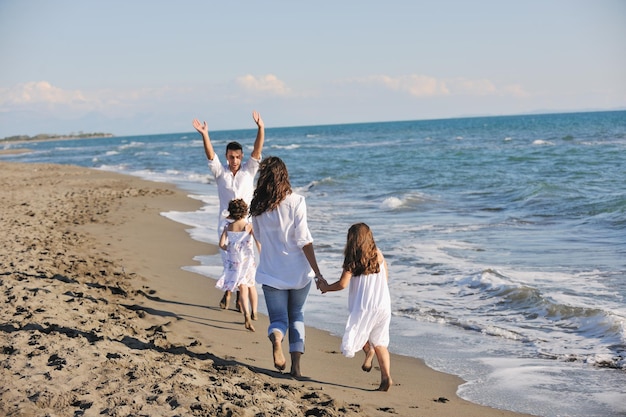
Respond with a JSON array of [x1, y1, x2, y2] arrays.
[[315, 276, 328, 293], [192, 119, 208, 135], [252, 111, 264, 128]]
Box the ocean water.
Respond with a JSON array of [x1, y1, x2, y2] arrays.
[[3, 111, 625, 417]]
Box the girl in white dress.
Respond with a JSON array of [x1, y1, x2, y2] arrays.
[[217, 199, 260, 331], [318, 223, 392, 391]]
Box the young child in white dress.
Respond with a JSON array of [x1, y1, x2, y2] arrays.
[[318, 223, 392, 391], [217, 199, 261, 331]]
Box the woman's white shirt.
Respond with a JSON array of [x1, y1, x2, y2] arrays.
[[252, 192, 313, 290]]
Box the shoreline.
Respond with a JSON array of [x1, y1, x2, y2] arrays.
[[1, 134, 114, 145], [0, 136, 114, 156], [0, 148, 34, 155], [0, 161, 536, 416]]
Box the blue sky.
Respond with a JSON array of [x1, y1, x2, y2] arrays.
[[1, 0, 625, 138]]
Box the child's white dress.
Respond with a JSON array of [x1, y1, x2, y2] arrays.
[[216, 226, 257, 291], [341, 260, 391, 358]]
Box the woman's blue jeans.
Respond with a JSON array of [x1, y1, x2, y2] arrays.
[[262, 281, 311, 353]]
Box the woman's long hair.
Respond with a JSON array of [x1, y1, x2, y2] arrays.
[[250, 156, 292, 216], [342, 223, 380, 276]]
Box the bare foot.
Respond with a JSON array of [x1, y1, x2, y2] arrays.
[[244, 315, 255, 332], [290, 352, 302, 378], [219, 292, 230, 309], [377, 378, 393, 392], [269, 332, 286, 371], [362, 348, 375, 372], [251, 312, 258, 320], [290, 372, 311, 381]]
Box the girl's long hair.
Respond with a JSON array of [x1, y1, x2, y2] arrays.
[[342, 223, 380, 276], [250, 156, 292, 216]]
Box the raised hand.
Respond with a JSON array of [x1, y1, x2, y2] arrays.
[[192, 119, 208, 135], [252, 111, 264, 128]]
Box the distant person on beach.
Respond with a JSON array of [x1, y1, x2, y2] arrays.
[[250, 156, 324, 378], [317, 223, 393, 391], [217, 199, 260, 332], [192, 111, 265, 311]]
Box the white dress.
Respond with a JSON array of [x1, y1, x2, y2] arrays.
[[341, 260, 391, 358], [215, 227, 257, 291]]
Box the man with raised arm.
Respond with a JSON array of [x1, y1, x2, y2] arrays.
[[192, 111, 265, 310]]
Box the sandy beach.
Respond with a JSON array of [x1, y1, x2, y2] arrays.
[[0, 161, 537, 417]]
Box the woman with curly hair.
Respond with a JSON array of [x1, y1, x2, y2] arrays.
[[250, 156, 323, 378]]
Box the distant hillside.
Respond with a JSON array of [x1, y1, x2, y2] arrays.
[[1, 132, 114, 142]]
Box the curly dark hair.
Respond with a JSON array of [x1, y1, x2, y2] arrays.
[[250, 156, 292, 216], [227, 198, 249, 220], [342, 223, 380, 276]]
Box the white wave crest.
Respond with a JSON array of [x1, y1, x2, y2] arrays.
[[271, 144, 300, 150], [380, 192, 432, 211], [381, 196, 404, 210], [119, 141, 145, 150]]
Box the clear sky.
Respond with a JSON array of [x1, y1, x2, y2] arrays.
[[1, 0, 625, 138]]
